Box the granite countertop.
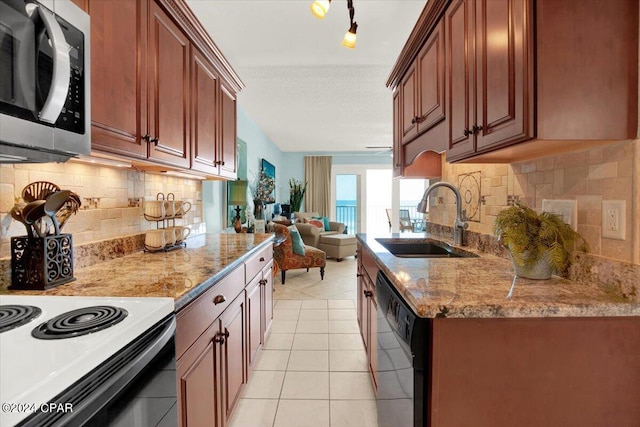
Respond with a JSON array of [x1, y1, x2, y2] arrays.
[[357, 233, 640, 319], [2, 233, 274, 311]]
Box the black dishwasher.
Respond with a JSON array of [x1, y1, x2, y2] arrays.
[[376, 271, 430, 427]]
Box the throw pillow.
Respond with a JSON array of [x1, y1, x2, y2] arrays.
[[312, 216, 331, 231], [308, 219, 324, 229], [288, 225, 306, 256]]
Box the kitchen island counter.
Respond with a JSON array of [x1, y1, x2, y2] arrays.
[[2, 233, 274, 311], [357, 233, 640, 318]]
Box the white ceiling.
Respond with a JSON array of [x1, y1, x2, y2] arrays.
[[186, 0, 426, 153]]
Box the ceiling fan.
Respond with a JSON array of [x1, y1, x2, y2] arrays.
[[365, 146, 393, 156]]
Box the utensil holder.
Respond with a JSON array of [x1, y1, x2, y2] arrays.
[[10, 234, 75, 290]]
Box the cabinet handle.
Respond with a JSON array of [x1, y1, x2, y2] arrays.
[[213, 332, 225, 344], [213, 295, 226, 305], [259, 279, 267, 285], [472, 124, 483, 133], [411, 117, 416, 124], [220, 161, 225, 166], [259, 257, 265, 262], [356, 273, 363, 278], [142, 134, 159, 145], [364, 290, 373, 297], [463, 128, 472, 136], [224, 328, 230, 339]]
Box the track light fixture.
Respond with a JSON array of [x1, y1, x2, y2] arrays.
[[310, 0, 358, 48]]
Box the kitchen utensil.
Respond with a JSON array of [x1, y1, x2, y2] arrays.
[[10, 206, 33, 237], [21, 181, 60, 202], [22, 200, 47, 238], [44, 190, 71, 235], [56, 192, 82, 231]]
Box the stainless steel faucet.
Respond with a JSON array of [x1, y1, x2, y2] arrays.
[[417, 182, 468, 246]]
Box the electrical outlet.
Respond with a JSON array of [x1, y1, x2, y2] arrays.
[[542, 199, 577, 231], [602, 200, 625, 240]]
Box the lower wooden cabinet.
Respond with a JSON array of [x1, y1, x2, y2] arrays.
[[176, 244, 274, 426], [356, 243, 378, 387], [177, 292, 245, 427]]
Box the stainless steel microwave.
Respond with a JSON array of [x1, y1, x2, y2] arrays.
[[0, 0, 90, 163]]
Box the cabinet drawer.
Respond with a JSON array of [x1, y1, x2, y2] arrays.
[[176, 266, 244, 358], [245, 244, 272, 282], [361, 246, 379, 283]]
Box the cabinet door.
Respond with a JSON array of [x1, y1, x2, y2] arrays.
[[400, 64, 418, 144], [219, 294, 246, 425], [392, 91, 403, 177], [246, 275, 262, 369], [262, 265, 274, 336], [191, 47, 219, 174], [446, 0, 475, 159], [416, 20, 446, 135], [474, 0, 533, 152], [177, 330, 220, 427], [148, 1, 190, 167], [218, 84, 237, 179], [89, 0, 148, 158]]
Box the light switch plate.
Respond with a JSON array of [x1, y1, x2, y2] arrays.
[[541, 199, 577, 231], [602, 200, 626, 240]]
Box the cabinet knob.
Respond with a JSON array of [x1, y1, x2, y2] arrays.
[[259, 279, 267, 285], [463, 128, 472, 137], [142, 134, 159, 145], [220, 161, 225, 166], [472, 124, 483, 133], [213, 332, 225, 344], [411, 117, 416, 124], [149, 137, 159, 146], [259, 257, 265, 262], [356, 273, 364, 278], [364, 290, 373, 297], [213, 295, 226, 305]]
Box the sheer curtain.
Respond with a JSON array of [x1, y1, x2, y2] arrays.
[[304, 156, 332, 216]]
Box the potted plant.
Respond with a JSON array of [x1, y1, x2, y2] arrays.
[[494, 203, 588, 279], [289, 179, 307, 213]]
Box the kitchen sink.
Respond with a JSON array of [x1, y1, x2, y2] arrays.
[[375, 238, 479, 258]]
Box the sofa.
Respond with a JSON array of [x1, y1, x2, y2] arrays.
[[293, 212, 346, 248]]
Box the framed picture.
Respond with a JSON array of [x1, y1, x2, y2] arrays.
[[261, 158, 276, 203]]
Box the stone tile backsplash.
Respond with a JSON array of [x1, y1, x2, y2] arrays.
[[0, 162, 204, 260]]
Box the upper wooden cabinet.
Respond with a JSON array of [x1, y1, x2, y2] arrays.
[[446, 0, 533, 161], [388, 0, 638, 165], [86, 0, 148, 159], [82, 0, 243, 177], [148, 1, 191, 168]]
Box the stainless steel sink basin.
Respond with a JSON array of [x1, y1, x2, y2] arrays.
[[375, 238, 479, 258]]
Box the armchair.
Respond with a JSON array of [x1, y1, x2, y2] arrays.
[[273, 223, 326, 284], [293, 212, 346, 247]]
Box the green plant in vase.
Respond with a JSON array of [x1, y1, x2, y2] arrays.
[[494, 203, 588, 279], [289, 179, 307, 213]]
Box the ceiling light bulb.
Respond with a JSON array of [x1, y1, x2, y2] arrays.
[[310, 0, 331, 19], [342, 22, 358, 48]]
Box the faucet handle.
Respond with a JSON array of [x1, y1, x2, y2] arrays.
[[461, 209, 468, 222]]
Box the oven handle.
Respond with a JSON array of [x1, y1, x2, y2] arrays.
[[29, 3, 70, 124]]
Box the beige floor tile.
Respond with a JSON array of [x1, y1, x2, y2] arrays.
[[273, 309, 300, 320], [273, 399, 330, 427], [292, 333, 329, 350], [329, 372, 376, 400], [228, 398, 278, 427], [274, 288, 317, 300], [328, 299, 355, 309], [329, 320, 360, 334], [301, 300, 328, 309], [296, 320, 329, 334], [287, 350, 329, 371], [329, 334, 365, 351], [253, 350, 290, 371], [279, 371, 330, 399], [242, 371, 285, 398], [329, 350, 368, 372], [330, 400, 378, 427], [300, 283, 350, 299], [332, 290, 358, 302], [328, 309, 357, 320], [299, 309, 328, 320], [263, 333, 294, 350], [275, 299, 303, 310], [270, 319, 298, 334]]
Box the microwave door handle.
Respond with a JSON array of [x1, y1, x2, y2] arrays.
[[35, 5, 71, 124]]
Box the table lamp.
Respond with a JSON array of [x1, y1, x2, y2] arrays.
[[228, 180, 248, 233]]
